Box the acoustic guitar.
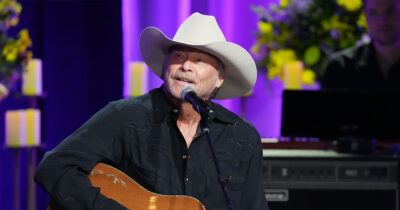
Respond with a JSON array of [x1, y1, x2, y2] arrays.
[[48, 163, 206, 210]]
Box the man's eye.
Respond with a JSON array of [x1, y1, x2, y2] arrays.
[[172, 51, 184, 58]]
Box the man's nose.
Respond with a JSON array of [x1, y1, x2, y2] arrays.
[[181, 59, 193, 71]]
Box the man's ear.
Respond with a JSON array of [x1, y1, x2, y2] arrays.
[[215, 72, 224, 88]]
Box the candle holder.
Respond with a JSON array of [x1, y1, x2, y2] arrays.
[[5, 57, 43, 210]]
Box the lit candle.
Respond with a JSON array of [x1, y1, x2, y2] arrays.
[[128, 62, 149, 97], [25, 109, 41, 147], [23, 58, 43, 96], [283, 61, 303, 90], [5, 110, 26, 147]]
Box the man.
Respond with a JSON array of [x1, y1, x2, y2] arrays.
[[35, 13, 269, 210], [321, 0, 400, 90]]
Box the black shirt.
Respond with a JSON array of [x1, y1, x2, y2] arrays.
[[35, 87, 269, 210], [321, 42, 400, 91]]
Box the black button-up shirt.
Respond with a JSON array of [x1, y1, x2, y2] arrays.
[[35, 87, 269, 210]]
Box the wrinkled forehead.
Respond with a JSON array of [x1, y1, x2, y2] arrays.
[[168, 45, 220, 61]]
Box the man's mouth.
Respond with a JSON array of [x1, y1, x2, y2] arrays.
[[175, 76, 194, 84]]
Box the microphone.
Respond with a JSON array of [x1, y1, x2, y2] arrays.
[[180, 85, 215, 119]]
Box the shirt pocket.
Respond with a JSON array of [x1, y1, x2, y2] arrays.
[[205, 140, 253, 190], [218, 154, 246, 190]]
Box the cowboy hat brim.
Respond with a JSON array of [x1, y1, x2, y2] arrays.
[[139, 27, 257, 100]]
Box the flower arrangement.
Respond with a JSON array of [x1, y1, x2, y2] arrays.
[[0, 0, 32, 100], [251, 0, 368, 84]]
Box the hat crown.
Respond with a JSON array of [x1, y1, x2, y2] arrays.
[[139, 12, 257, 99], [173, 13, 226, 45]]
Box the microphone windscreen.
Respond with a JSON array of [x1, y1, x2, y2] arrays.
[[180, 85, 196, 100]]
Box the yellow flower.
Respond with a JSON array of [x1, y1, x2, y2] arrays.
[[276, 29, 290, 45], [251, 44, 260, 54], [0, 0, 22, 14], [357, 12, 368, 29], [337, 0, 362, 12], [280, 0, 291, 8], [10, 16, 19, 26], [302, 69, 316, 85], [322, 15, 338, 31], [2, 43, 12, 56], [2, 42, 17, 61], [267, 49, 297, 79], [6, 48, 18, 62], [321, 15, 352, 33], [258, 21, 273, 35], [16, 29, 32, 52]]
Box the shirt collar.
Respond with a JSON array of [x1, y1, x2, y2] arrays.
[[151, 86, 236, 124], [209, 101, 236, 124]]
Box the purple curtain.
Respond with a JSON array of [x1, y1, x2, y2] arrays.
[[122, 0, 281, 137]]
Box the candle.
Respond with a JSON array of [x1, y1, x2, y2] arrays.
[[23, 58, 43, 96], [128, 62, 149, 97], [25, 109, 41, 147], [5, 109, 41, 148], [283, 61, 303, 90], [5, 110, 26, 147]]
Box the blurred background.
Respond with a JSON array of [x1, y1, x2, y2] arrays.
[[1, 0, 398, 209]]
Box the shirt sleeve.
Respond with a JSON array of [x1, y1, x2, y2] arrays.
[[34, 102, 128, 209], [241, 132, 270, 210]]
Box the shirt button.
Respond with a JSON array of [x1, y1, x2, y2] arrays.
[[185, 177, 190, 182], [182, 155, 187, 159]]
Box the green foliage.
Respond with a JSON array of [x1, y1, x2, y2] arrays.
[[251, 0, 367, 80], [0, 0, 32, 90]]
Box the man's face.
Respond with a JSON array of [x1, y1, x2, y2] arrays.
[[365, 0, 400, 46], [163, 46, 224, 101]]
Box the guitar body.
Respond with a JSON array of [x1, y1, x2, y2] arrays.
[[49, 163, 206, 210]]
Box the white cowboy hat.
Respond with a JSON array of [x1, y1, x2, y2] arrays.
[[139, 12, 257, 100]]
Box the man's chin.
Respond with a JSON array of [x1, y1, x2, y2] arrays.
[[165, 90, 185, 103]]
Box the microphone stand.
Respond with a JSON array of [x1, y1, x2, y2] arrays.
[[200, 112, 235, 210]]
